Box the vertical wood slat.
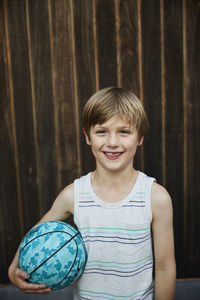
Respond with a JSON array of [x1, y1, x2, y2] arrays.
[[48, 0, 62, 191], [183, 0, 200, 277], [4, 1, 24, 237], [160, 0, 166, 186], [137, 0, 145, 171], [27, 0, 57, 215], [25, 0, 43, 217], [69, 0, 81, 177], [92, 0, 99, 92], [118, 0, 140, 94], [0, 1, 23, 283], [162, 0, 184, 276], [96, 0, 118, 88], [137, 0, 144, 105], [115, 0, 122, 87], [141, 0, 163, 182], [182, 0, 188, 274], [73, 0, 97, 175], [49, 0, 80, 187], [1, 0, 200, 282], [5, 1, 41, 232]]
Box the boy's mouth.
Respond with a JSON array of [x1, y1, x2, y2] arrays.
[[103, 152, 123, 160]]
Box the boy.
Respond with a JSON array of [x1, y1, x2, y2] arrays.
[[8, 87, 176, 299]]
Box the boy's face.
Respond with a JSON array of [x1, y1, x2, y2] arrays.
[[83, 114, 143, 173]]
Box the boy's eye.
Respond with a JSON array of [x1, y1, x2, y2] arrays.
[[120, 130, 130, 134], [96, 130, 106, 134]]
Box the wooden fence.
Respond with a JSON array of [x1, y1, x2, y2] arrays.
[[0, 0, 200, 283]]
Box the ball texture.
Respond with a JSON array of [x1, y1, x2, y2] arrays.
[[19, 221, 87, 290]]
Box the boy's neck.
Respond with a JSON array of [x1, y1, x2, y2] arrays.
[[90, 168, 139, 203], [92, 167, 137, 185]]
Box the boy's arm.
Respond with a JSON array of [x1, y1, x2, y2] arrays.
[[8, 183, 74, 294], [151, 183, 176, 300]]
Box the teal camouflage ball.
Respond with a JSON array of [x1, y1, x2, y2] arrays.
[[19, 221, 87, 290]]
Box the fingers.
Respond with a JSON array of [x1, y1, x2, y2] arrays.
[[15, 268, 51, 294], [15, 268, 29, 280], [19, 282, 46, 290], [19, 281, 51, 294], [22, 287, 51, 294]]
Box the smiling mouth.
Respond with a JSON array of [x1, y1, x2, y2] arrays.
[[103, 152, 123, 160]]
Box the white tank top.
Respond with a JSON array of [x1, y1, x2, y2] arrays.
[[73, 171, 155, 300]]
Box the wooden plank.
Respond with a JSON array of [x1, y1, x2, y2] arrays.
[[141, 0, 163, 183], [27, 0, 58, 214], [1, 0, 200, 284], [69, 0, 82, 178], [160, 0, 166, 186], [92, 0, 100, 91], [182, 0, 188, 278], [162, 0, 184, 278], [47, 0, 62, 191], [117, 0, 140, 93], [0, 1, 23, 283], [72, 0, 97, 175], [4, 0, 40, 233], [49, 0, 82, 186], [25, 0, 43, 217], [184, 0, 200, 277], [96, 0, 118, 88]]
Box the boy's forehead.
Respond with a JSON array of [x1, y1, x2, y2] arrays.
[[93, 114, 134, 128]]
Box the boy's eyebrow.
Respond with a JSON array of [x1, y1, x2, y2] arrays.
[[94, 124, 132, 129]]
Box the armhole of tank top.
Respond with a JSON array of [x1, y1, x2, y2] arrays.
[[73, 179, 80, 228], [146, 177, 156, 224]]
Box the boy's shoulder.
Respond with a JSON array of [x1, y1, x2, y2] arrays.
[[151, 181, 169, 197], [56, 183, 74, 214], [59, 182, 74, 201], [61, 182, 74, 194], [150, 181, 172, 216]]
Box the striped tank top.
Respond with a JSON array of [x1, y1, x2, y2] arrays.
[[73, 171, 155, 300]]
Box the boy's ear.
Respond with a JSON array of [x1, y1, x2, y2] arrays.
[[138, 136, 144, 146], [83, 128, 91, 145]]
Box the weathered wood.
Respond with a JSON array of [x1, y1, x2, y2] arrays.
[[0, 0, 200, 283], [162, 0, 185, 277], [5, 0, 40, 234], [73, 0, 97, 175], [50, 0, 81, 187], [118, 0, 140, 93], [184, 0, 200, 277], [141, 0, 163, 183], [27, 0, 58, 215], [0, 1, 23, 283], [96, 0, 118, 88]]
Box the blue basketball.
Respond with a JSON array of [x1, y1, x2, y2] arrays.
[[19, 221, 87, 290]]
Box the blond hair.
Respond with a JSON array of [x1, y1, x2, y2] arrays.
[[82, 87, 149, 139]]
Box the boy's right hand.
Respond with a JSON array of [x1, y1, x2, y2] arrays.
[[8, 186, 74, 294], [8, 266, 51, 294]]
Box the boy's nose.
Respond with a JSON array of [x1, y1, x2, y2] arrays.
[[107, 133, 119, 147]]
